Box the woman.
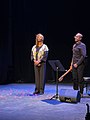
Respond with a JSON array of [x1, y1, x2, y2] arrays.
[[31, 33, 49, 95]]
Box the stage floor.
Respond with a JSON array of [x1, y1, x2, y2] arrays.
[[0, 83, 90, 120]]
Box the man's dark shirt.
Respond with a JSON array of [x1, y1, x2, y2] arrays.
[[72, 41, 86, 66]]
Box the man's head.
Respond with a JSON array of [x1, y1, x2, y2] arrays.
[[74, 33, 83, 42]]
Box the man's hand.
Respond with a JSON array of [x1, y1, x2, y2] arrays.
[[73, 63, 78, 68]]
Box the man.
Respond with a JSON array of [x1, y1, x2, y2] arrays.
[[31, 33, 49, 95], [71, 33, 87, 97]]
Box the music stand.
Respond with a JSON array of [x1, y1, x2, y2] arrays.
[[48, 60, 65, 100]]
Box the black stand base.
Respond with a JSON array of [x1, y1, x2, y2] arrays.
[[50, 94, 60, 100], [48, 60, 65, 101]]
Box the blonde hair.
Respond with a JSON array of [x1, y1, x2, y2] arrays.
[[36, 33, 44, 40], [35, 33, 44, 46]]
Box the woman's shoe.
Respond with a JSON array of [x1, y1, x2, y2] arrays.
[[33, 90, 40, 95]]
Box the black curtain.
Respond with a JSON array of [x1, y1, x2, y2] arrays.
[[0, 0, 90, 84]]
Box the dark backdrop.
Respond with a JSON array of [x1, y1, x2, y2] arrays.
[[0, 0, 90, 84]]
